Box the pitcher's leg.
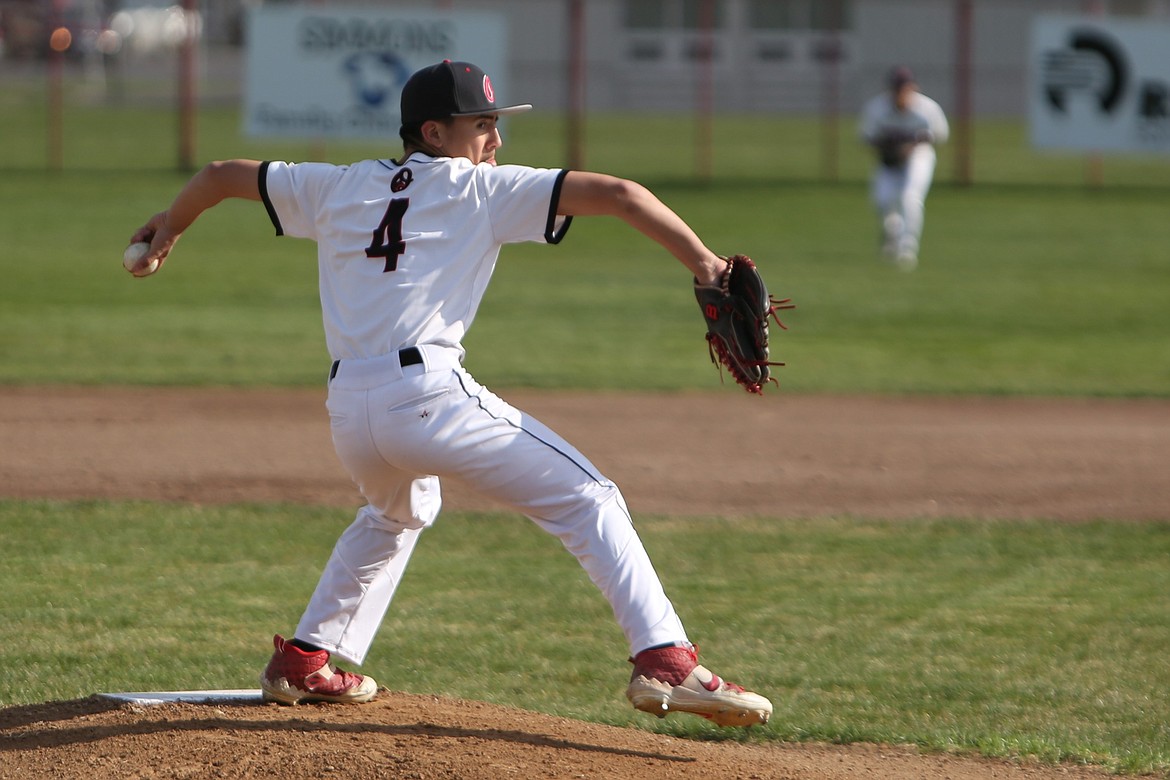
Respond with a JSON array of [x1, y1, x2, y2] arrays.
[[465, 396, 770, 727], [296, 507, 427, 665], [444, 375, 688, 655], [305, 382, 443, 664], [534, 477, 688, 655], [261, 504, 426, 703]]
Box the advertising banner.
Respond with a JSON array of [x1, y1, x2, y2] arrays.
[[1030, 14, 1170, 154], [244, 7, 509, 140]]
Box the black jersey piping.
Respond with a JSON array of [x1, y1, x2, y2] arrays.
[[545, 169, 573, 245], [258, 161, 283, 236]]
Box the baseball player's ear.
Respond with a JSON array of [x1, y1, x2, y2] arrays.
[[421, 120, 443, 148]]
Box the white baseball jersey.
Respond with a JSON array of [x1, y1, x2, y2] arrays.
[[859, 91, 950, 147], [260, 154, 571, 361]]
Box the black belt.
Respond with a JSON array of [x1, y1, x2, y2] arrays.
[[399, 346, 423, 367], [330, 347, 422, 381]]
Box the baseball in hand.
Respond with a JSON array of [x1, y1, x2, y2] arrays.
[[123, 241, 159, 276]]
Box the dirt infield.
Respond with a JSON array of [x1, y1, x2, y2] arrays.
[[2, 386, 1166, 779]]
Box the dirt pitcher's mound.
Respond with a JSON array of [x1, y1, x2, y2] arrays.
[[0, 692, 1117, 780], [1, 386, 1166, 779]]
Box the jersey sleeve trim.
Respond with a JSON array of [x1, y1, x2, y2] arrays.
[[544, 169, 572, 245], [257, 160, 284, 237]]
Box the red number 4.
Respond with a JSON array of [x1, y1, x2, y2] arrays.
[[365, 198, 409, 272]]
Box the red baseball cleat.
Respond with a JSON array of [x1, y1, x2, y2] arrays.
[[259, 634, 378, 705], [626, 644, 772, 727]]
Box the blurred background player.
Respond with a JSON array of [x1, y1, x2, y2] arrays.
[[859, 66, 949, 271]]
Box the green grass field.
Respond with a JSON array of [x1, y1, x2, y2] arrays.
[[1, 95, 1168, 775], [2, 170, 1168, 394], [3, 502, 1168, 774]]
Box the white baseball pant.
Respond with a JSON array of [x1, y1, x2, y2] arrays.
[[295, 345, 688, 665], [871, 143, 937, 257]]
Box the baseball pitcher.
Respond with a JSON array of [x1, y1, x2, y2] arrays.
[[126, 60, 774, 728]]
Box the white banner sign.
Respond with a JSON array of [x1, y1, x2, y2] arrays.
[[244, 7, 509, 140], [1029, 14, 1170, 154]]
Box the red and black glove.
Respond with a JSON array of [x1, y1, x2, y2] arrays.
[[694, 254, 794, 395]]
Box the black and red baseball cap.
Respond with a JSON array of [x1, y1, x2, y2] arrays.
[[887, 65, 916, 90], [400, 60, 532, 126]]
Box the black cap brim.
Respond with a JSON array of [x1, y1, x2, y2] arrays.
[[450, 103, 533, 117]]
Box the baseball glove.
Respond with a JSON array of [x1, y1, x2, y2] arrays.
[[694, 254, 794, 395], [875, 131, 914, 167], [874, 128, 931, 168]]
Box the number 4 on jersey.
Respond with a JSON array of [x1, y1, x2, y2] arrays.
[[366, 198, 409, 272]]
